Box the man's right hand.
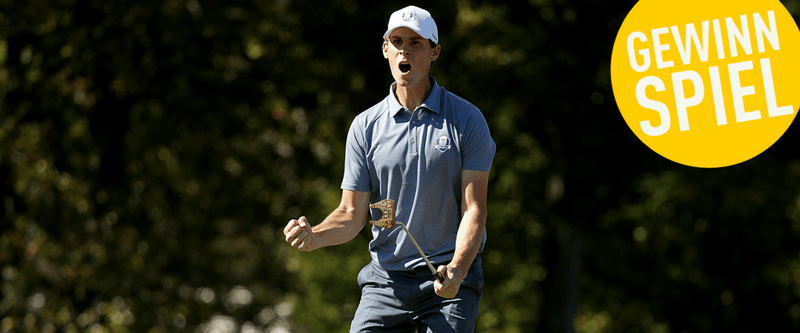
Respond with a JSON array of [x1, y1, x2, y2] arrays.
[[284, 216, 316, 251]]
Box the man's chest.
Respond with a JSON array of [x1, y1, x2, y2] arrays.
[[366, 110, 462, 184]]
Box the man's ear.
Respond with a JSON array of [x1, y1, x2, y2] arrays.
[[431, 44, 441, 62], [383, 40, 389, 59]]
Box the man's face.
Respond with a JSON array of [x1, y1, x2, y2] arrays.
[[383, 27, 441, 88]]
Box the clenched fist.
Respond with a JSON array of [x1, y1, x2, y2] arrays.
[[283, 216, 316, 251]]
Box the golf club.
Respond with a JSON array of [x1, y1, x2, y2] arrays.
[[369, 199, 445, 282]]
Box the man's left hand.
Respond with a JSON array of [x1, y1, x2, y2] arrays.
[[434, 265, 463, 298]]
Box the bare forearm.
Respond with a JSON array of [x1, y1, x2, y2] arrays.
[[284, 190, 370, 252], [449, 206, 486, 280], [312, 205, 368, 248]]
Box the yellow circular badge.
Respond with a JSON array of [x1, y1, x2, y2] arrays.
[[611, 0, 800, 168]]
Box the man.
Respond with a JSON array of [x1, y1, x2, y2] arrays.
[[283, 5, 495, 332]]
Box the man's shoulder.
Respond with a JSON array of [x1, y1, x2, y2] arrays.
[[438, 86, 484, 119], [443, 89, 478, 109], [350, 96, 391, 129]]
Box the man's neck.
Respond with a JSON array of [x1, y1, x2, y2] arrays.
[[394, 77, 432, 111]]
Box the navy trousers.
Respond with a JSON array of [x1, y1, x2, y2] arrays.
[[349, 257, 483, 333]]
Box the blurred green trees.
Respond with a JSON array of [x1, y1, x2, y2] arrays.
[[2, 0, 800, 332]]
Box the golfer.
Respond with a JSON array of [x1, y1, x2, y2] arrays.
[[283, 5, 496, 332]]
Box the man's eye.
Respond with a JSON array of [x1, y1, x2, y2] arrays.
[[412, 41, 420, 46]]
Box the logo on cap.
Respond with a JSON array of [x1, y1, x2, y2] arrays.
[[402, 11, 416, 21]]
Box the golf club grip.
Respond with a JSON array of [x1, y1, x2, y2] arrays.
[[435, 271, 445, 282]]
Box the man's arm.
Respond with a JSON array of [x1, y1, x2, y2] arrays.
[[435, 169, 489, 298], [284, 189, 372, 251]]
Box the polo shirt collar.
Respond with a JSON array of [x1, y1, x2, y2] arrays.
[[388, 76, 443, 118]]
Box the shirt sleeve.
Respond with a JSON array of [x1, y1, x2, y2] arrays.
[[341, 116, 372, 192], [460, 109, 496, 171]]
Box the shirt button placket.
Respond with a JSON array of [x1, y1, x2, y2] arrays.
[[409, 109, 418, 154]]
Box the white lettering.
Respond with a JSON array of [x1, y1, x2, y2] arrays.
[[627, 31, 651, 72], [652, 27, 674, 69], [637, 76, 671, 136], [708, 66, 727, 125], [754, 11, 780, 53], [671, 21, 710, 65], [726, 15, 753, 58], [713, 19, 725, 60], [728, 60, 760, 122], [760, 58, 793, 117], [671, 71, 705, 131]]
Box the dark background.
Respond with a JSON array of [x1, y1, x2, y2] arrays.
[[2, 0, 800, 332]]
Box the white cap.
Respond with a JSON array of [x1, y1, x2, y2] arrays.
[[383, 5, 439, 45]]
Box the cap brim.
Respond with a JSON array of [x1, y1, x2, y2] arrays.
[[383, 25, 429, 40]]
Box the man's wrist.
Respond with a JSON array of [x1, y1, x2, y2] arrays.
[[446, 264, 467, 281]]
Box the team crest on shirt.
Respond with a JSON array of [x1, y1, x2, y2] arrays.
[[435, 136, 451, 152]]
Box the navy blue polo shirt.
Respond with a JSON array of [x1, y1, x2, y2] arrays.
[[342, 76, 496, 271]]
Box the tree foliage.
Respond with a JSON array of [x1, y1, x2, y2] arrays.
[[2, 0, 800, 332]]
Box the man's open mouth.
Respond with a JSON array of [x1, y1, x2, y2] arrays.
[[399, 63, 411, 73]]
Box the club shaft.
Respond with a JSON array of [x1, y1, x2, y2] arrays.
[[398, 222, 439, 277]]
